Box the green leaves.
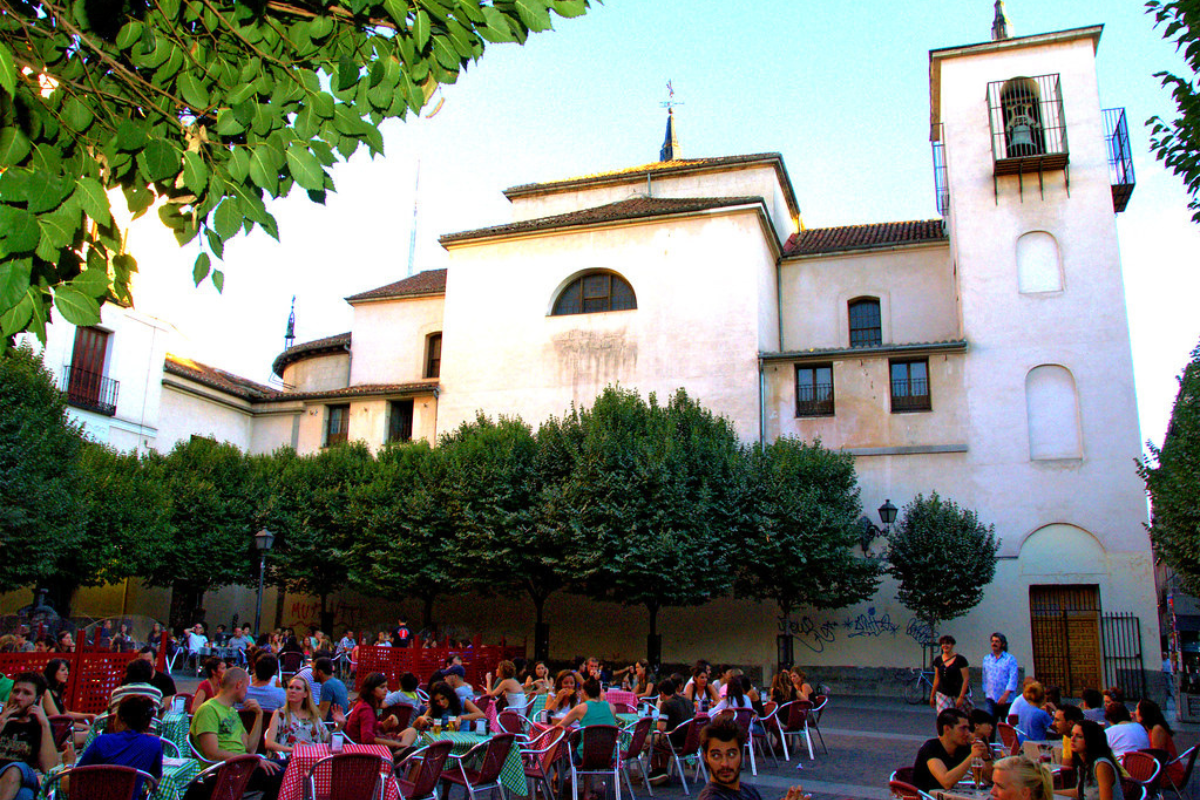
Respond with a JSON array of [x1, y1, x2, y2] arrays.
[[53, 287, 101, 326], [0, 0, 594, 341], [1146, 1, 1200, 223]]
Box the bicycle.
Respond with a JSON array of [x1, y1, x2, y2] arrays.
[[895, 667, 936, 705]]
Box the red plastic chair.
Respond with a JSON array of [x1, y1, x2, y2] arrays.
[[306, 751, 389, 800], [43, 764, 158, 799], [808, 694, 828, 754], [498, 709, 530, 737], [521, 725, 567, 800], [570, 724, 621, 800], [1123, 778, 1149, 800], [395, 740, 453, 800], [442, 731, 516, 800], [753, 701, 784, 767], [382, 704, 415, 733], [997, 722, 1021, 757], [657, 715, 707, 795], [186, 754, 262, 800], [279, 651, 305, 678], [1122, 751, 1162, 796], [889, 779, 938, 800], [1162, 746, 1199, 800], [777, 700, 815, 760], [618, 715, 655, 798], [48, 714, 75, 751], [236, 708, 268, 754]]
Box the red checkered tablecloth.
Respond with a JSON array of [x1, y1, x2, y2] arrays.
[[603, 690, 637, 708], [277, 743, 398, 800]]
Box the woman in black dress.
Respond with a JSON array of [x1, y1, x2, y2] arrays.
[[929, 634, 970, 712]]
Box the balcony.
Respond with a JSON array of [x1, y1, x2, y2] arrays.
[[63, 366, 118, 416], [795, 383, 835, 418], [987, 74, 1069, 176], [931, 123, 949, 217], [1104, 107, 1136, 213]]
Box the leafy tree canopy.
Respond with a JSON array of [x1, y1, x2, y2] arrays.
[[0, 0, 591, 341], [887, 492, 998, 632], [1147, 0, 1200, 223], [1140, 340, 1200, 593], [736, 437, 883, 618], [0, 342, 85, 590]]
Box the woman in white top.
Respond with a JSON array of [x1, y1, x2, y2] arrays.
[[1056, 721, 1118, 800], [266, 677, 330, 757], [485, 660, 527, 715]]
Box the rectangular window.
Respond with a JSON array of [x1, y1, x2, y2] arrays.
[[66, 326, 118, 415], [425, 334, 442, 379], [388, 399, 414, 444], [795, 364, 835, 417], [849, 300, 882, 348], [325, 404, 350, 447], [890, 358, 931, 412]]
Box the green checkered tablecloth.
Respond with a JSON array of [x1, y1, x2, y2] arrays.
[[419, 730, 526, 795], [82, 712, 191, 758], [38, 757, 201, 800]]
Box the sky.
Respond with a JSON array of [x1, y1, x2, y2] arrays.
[[125, 0, 1200, 451]]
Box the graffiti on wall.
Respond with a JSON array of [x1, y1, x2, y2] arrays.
[[905, 617, 937, 645], [843, 607, 899, 638], [286, 599, 367, 634], [778, 615, 839, 653], [777, 607, 931, 654]]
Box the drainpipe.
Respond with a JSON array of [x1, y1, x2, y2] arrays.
[[758, 356, 766, 446]]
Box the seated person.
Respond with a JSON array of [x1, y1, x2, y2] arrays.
[[696, 715, 810, 800], [0, 673, 57, 800], [1080, 689, 1106, 723], [1015, 682, 1053, 743], [345, 673, 411, 751], [185, 668, 282, 800], [1104, 703, 1150, 757], [77, 695, 163, 797], [313, 657, 348, 725], [189, 657, 226, 713], [970, 709, 996, 765], [648, 678, 693, 785], [244, 654, 286, 711], [383, 672, 424, 715], [912, 708, 991, 792], [1054, 705, 1085, 761], [135, 647, 176, 711], [107, 658, 164, 714], [553, 678, 616, 729], [400, 681, 485, 743]]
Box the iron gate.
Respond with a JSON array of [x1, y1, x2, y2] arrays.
[[1102, 612, 1145, 700]]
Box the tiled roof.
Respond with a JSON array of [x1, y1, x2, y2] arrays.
[[784, 220, 946, 256], [346, 269, 448, 303], [164, 354, 280, 400], [272, 332, 351, 378], [440, 196, 767, 246], [276, 382, 438, 402]]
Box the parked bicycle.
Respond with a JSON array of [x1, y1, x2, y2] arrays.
[[895, 666, 936, 705]]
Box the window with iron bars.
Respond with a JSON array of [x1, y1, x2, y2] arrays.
[[890, 358, 931, 413], [795, 364, 835, 417]]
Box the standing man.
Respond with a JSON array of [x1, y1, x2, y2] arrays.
[[0, 672, 58, 800], [981, 632, 1019, 722], [697, 715, 809, 800], [393, 618, 413, 648], [185, 667, 282, 800]]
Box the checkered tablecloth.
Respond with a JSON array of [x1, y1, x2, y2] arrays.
[[278, 744, 398, 800], [37, 757, 200, 800], [420, 730, 527, 795], [82, 711, 190, 758], [603, 690, 637, 708]]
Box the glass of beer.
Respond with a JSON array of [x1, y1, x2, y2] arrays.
[[972, 756, 984, 790]]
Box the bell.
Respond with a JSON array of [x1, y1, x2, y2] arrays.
[[1006, 114, 1038, 157]]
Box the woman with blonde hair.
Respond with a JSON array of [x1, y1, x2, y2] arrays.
[[992, 755, 1054, 800], [265, 676, 330, 756], [484, 660, 527, 714], [790, 667, 815, 703]]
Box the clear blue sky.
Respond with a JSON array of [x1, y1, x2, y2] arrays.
[[128, 0, 1200, 450]]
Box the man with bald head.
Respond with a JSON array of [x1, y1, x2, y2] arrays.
[[184, 667, 282, 800]]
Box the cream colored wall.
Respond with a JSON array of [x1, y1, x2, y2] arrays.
[[779, 243, 958, 351], [933, 34, 1157, 654], [508, 164, 796, 245], [248, 408, 302, 455], [157, 382, 254, 450], [437, 211, 776, 440], [282, 352, 350, 392], [765, 352, 968, 449], [349, 295, 444, 385]]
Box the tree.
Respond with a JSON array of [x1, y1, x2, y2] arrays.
[[887, 492, 998, 638], [562, 387, 744, 665], [348, 440, 456, 629], [1140, 340, 1200, 593], [142, 436, 261, 627], [1146, 0, 1200, 223], [268, 442, 375, 634], [440, 413, 575, 660], [47, 443, 171, 616], [735, 437, 884, 634], [0, 342, 85, 595], [0, 1, 593, 341]]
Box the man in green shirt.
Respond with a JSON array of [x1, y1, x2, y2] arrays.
[[185, 667, 282, 800]]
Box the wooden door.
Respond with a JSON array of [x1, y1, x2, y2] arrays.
[[1029, 585, 1102, 695]]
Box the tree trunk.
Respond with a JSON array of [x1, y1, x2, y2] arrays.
[[421, 594, 435, 630], [319, 593, 333, 636], [41, 582, 78, 619], [646, 602, 662, 667], [169, 583, 206, 630], [532, 594, 549, 662]]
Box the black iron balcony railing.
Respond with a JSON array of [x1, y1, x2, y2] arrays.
[[1104, 107, 1136, 213], [796, 383, 835, 417], [63, 366, 118, 416], [891, 378, 931, 412]]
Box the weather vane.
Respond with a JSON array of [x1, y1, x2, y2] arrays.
[[661, 80, 684, 112]]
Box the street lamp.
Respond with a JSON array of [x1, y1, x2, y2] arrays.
[[878, 499, 898, 533], [253, 528, 275, 636], [859, 499, 900, 556]]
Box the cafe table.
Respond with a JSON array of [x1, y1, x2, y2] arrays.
[[82, 711, 191, 757], [934, 786, 993, 800], [38, 756, 201, 800], [277, 743, 398, 800], [419, 730, 528, 795], [1022, 740, 1063, 764]]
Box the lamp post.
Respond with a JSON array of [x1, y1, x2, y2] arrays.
[[253, 528, 275, 637], [859, 499, 900, 556], [878, 499, 898, 534]]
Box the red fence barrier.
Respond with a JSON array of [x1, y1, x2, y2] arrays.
[[0, 640, 137, 715], [354, 635, 526, 692]]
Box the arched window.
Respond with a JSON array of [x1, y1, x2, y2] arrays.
[[552, 272, 636, 316], [1025, 365, 1081, 459], [1016, 231, 1062, 293], [848, 298, 881, 347]]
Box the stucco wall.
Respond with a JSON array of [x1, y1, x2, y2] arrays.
[[282, 352, 350, 393], [349, 295, 445, 385], [157, 382, 254, 450], [437, 211, 777, 440]]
